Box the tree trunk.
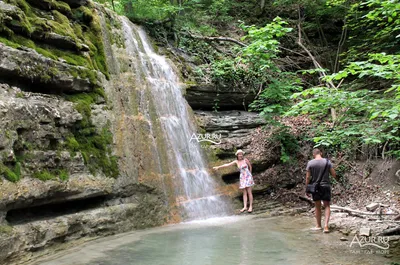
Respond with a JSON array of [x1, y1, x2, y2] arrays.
[[111, 0, 115, 11], [260, 0, 265, 10]]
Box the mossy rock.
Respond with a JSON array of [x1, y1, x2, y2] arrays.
[[64, 91, 119, 178], [0, 0, 109, 79], [0, 42, 104, 93], [25, 0, 72, 17]]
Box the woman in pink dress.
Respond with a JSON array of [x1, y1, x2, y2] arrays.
[[213, 149, 254, 213]]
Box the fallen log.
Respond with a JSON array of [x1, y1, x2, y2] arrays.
[[331, 206, 399, 216], [380, 226, 400, 236]]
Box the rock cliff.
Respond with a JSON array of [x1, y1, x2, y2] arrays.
[[0, 1, 171, 263]]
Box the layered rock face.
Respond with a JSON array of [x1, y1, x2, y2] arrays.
[[0, 1, 170, 263], [185, 84, 256, 110], [194, 110, 266, 159], [184, 70, 302, 197]]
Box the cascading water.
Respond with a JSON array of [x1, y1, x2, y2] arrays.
[[121, 17, 232, 220]]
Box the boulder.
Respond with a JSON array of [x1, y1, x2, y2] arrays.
[[366, 202, 379, 212], [360, 227, 371, 236]]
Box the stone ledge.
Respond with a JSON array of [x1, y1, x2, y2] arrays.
[[0, 173, 115, 213], [195, 110, 266, 132], [184, 84, 256, 110], [0, 43, 104, 93]]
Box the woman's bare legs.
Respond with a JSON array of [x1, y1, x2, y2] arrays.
[[247, 187, 253, 212], [240, 188, 248, 212]]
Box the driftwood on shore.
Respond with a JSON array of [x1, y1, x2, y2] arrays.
[[380, 226, 400, 236], [330, 205, 399, 216], [289, 191, 399, 218]]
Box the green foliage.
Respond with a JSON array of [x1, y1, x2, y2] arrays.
[[66, 136, 80, 156], [32, 168, 69, 181], [209, 18, 300, 107], [117, 0, 181, 21], [287, 53, 400, 157], [73, 124, 119, 178], [72, 6, 94, 23], [237, 18, 302, 118], [269, 125, 300, 163], [58, 169, 69, 181], [65, 92, 98, 127], [33, 170, 56, 181], [332, 163, 351, 188], [0, 225, 13, 235], [344, 0, 400, 62], [0, 162, 21, 182]]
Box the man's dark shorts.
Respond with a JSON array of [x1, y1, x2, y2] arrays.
[[312, 185, 331, 201]]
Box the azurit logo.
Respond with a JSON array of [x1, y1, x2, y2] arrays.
[[349, 234, 390, 254], [189, 133, 222, 145]]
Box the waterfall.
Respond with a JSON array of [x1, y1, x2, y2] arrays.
[[120, 18, 231, 220]]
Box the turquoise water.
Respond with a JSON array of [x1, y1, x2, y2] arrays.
[[36, 216, 397, 265]]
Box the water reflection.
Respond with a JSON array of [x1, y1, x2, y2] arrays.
[[34, 216, 396, 265]]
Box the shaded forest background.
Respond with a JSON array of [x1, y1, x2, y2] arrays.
[[97, 0, 399, 162]]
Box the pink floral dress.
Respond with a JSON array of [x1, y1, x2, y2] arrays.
[[238, 161, 254, 189]]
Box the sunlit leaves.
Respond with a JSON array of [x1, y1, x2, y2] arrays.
[[209, 17, 300, 119], [287, 51, 400, 157]]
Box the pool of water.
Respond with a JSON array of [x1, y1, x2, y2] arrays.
[[35, 216, 398, 265]]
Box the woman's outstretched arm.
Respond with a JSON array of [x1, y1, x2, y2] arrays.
[[213, 160, 237, 170]]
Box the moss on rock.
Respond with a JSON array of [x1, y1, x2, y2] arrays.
[[0, 0, 109, 78], [64, 91, 119, 178], [33, 169, 56, 181], [0, 162, 21, 182], [32, 168, 69, 181], [0, 225, 13, 235]]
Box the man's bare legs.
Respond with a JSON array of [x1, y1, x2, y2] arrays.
[[314, 200, 322, 228], [323, 200, 331, 232], [240, 188, 248, 212], [247, 187, 253, 212]]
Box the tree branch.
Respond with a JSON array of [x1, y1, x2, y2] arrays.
[[331, 205, 399, 216], [183, 32, 247, 47]]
